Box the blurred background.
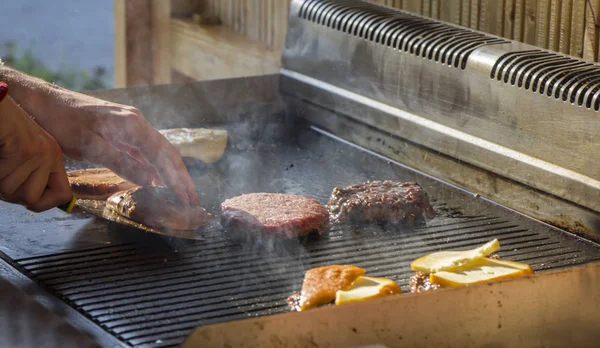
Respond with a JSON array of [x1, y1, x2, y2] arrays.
[[2, 1, 600, 92], [0, 0, 114, 91]]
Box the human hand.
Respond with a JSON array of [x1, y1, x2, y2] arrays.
[[0, 82, 72, 212], [27, 87, 200, 206]]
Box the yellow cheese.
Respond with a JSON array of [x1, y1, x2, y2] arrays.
[[159, 128, 228, 163], [411, 239, 500, 273], [335, 276, 401, 305], [429, 257, 533, 287]]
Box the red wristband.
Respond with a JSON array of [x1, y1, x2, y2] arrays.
[[0, 82, 7, 102]]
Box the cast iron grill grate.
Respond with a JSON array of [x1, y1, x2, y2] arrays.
[[14, 212, 600, 348]]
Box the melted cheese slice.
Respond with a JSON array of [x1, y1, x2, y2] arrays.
[[430, 258, 533, 287], [159, 128, 228, 163], [411, 239, 500, 273], [335, 276, 401, 305]]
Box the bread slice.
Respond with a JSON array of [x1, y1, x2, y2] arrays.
[[335, 276, 401, 305], [67, 168, 138, 200], [411, 239, 500, 273], [159, 128, 228, 163], [429, 258, 533, 287], [299, 265, 365, 310]]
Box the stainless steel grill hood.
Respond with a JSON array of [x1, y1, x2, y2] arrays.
[[280, 0, 600, 238]]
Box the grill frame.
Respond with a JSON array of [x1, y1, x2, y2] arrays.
[[2, 101, 599, 346]]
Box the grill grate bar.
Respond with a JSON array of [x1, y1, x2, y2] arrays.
[[57, 228, 535, 301], [23, 239, 233, 272], [73, 236, 557, 313], [35, 219, 519, 284], [95, 245, 578, 328], [16, 243, 136, 266]]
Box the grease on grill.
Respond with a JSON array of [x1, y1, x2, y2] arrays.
[[327, 181, 436, 225], [409, 272, 441, 293], [286, 292, 302, 312]]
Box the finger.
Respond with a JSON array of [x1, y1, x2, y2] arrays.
[[0, 156, 38, 198], [28, 159, 72, 212], [100, 117, 198, 205], [81, 132, 157, 187], [156, 150, 200, 206], [14, 165, 51, 207], [0, 161, 18, 182], [114, 141, 148, 164], [103, 149, 157, 188]]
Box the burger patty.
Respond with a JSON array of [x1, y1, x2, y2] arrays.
[[327, 181, 436, 224], [67, 168, 138, 200], [220, 193, 329, 238], [106, 186, 210, 231]]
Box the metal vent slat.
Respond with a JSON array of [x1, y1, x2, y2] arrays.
[[491, 49, 600, 110], [298, 0, 508, 69]]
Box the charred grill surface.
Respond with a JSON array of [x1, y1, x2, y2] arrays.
[[0, 114, 599, 348]]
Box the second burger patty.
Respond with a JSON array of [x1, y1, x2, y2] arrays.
[[327, 181, 436, 225], [220, 193, 330, 238]]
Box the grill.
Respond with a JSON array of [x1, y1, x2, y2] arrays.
[[4, 121, 600, 347], [1, 0, 599, 347]]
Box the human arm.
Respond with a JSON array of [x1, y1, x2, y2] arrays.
[[0, 65, 199, 206], [0, 82, 72, 211]]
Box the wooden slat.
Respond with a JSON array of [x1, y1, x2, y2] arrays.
[[422, 0, 432, 18], [439, 0, 462, 25], [170, 0, 203, 18], [403, 1, 422, 15], [504, 0, 516, 39], [461, 0, 471, 27], [548, 0, 562, 51], [114, 0, 127, 88], [125, 0, 152, 86], [536, 0, 551, 48], [583, 0, 600, 61], [272, 0, 290, 51], [514, 0, 525, 41], [151, 0, 171, 85], [523, 0, 538, 45], [478, 0, 504, 36], [558, 0, 573, 53], [469, 0, 480, 29], [430, 0, 441, 19], [170, 19, 281, 81], [570, 0, 586, 57]]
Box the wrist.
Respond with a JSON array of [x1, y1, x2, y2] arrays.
[[0, 66, 55, 122]]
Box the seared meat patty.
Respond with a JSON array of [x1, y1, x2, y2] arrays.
[[220, 193, 329, 237], [67, 168, 138, 200], [327, 181, 435, 224], [106, 187, 210, 231]]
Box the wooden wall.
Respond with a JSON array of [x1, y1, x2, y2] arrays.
[[369, 0, 600, 62], [115, 0, 600, 87]]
